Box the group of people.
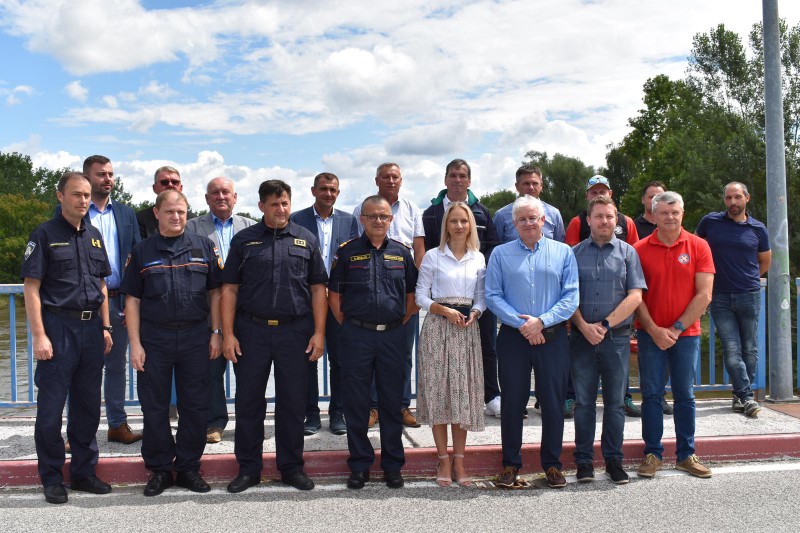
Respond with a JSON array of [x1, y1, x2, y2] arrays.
[[21, 154, 770, 504]]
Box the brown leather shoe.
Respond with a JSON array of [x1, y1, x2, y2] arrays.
[[64, 439, 71, 454], [368, 408, 379, 428], [206, 427, 224, 444], [496, 466, 520, 489], [108, 423, 142, 444], [545, 467, 567, 488], [401, 408, 421, 428]]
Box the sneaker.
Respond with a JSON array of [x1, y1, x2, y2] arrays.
[[401, 408, 421, 428], [485, 396, 501, 418], [605, 462, 629, 484], [368, 408, 379, 428], [624, 396, 641, 417], [563, 399, 575, 419], [545, 467, 567, 488], [637, 453, 662, 478], [676, 455, 712, 478], [496, 466, 520, 489], [576, 464, 594, 482], [732, 397, 745, 413], [744, 399, 762, 418], [662, 397, 674, 415]]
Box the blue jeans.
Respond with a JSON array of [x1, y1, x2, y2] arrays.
[[637, 331, 699, 461], [709, 291, 760, 402], [571, 331, 629, 464]]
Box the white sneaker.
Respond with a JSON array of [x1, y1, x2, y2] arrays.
[[485, 396, 501, 418]]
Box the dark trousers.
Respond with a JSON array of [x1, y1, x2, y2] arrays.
[[207, 355, 229, 430], [370, 313, 416, 409], [35, 311, 104, 486], [138, 321, 209, 473], [233, 314, 310, 477], [497, 325, 569, 471], [340, 321, 406, 473], [305, 309, 343, 418], [479, 310, 500, 403]]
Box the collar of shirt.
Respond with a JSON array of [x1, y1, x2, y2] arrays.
[[155, 232, 191, 254], [313, 205, 335, 221], [212, 213, 233, 228], [718, 210, 755, 226], [648, 227, 689, 247], [515, 236, 542, 253], [359, 232, 388, 250], [441, 244, 475, 263], [89, 197, 113, 215], [589, 235, 618, 249]]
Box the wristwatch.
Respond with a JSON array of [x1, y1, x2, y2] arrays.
[[601, 319, 610, 331], [673, 321, 686, 332], [102, 325, 113, 333], [211, 328, 223, 336]]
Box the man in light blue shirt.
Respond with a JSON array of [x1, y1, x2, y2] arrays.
[[493, 165, 566, 243], [485, 195, 578, 489]]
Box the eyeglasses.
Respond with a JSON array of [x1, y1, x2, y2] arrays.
[[159, 179, 181, 186], [362, 214, 391, 222], [515, 215, 541, 226]]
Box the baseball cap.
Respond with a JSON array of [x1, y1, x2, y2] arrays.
[[586, 175, 611, 190]]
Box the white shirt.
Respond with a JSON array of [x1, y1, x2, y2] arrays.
[[415, 244, 486, 313]]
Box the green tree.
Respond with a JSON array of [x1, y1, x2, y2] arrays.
[[0, 194, 50, 283], [478, 190, 516, 216], [524, 150, 595, 219]]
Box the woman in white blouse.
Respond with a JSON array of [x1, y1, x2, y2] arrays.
[[416, 202, 486, 487]]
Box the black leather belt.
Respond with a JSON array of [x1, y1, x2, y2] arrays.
[[542, 322, 565, 342], [349, 318, 403, 332], [441, 304, 472, 316], [609, 325, 633, 336], [107, 289, 120, 298], [250, 314, 297, 326], [44, 306, 97, 320], [144, 318, 205, 330]]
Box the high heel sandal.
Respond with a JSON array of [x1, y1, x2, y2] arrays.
[[436, 454, 452, 487], [452, 454, 472, 487]]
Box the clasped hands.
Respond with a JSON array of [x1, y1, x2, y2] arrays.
[[518, 315, 545, 345]]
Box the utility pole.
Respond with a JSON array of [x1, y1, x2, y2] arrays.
[[762, 0, 797, 402]]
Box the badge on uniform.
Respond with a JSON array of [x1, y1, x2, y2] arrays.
[[294, 238, 306, 248], [384, 254, 404, 262], [91, 238, 103, 248], [213, 246, 223, 269], [350, 254, 370, 262], [23, 241, 36, 261]]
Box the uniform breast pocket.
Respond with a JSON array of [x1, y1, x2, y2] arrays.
[[187, 263, 209, 292], [49, 247, 76, 281], [142, 268, 169, 299], [288, 246, 310, 277], [88, 247, 108, 277]]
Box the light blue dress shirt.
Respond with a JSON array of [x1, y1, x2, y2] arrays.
[[89, 199, 120, 289], [493, 200, 566, 243], [313, 206, 335, 275], [485, 236, 579, 329], [212, 214, 234, 263]]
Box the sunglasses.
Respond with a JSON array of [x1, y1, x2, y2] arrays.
[[159, 179, 181, 186]]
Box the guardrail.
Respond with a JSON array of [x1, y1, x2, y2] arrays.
[[0, 282, 785, 408]]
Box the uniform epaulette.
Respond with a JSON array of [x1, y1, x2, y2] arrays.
[[339, 238, 358, 248], [389, 239, 412, 249]]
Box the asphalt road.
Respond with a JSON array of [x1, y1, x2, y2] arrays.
[[2, 461, 798, 532]]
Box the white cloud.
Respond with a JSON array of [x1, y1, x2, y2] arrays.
[[1, 84, 34, 105], [102, 95, 119, 108], [64, 80, 88, 102]]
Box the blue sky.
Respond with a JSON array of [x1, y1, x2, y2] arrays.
[[1, 0, 798, 217]]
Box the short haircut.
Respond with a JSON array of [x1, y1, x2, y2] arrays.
[[515, 164, 542, 182], [155, 189, 188, 209], [313, 172, 339, 188], [82, 155, 111, 174], [360, 194, 390, 212], [258, 179, 292, 202], [641, 180, 666, 198], [376, 162, 400, 176], [652, 191, 684, 212], [511, 195, 544, 220], [439, 202, 479, 252], [587, 195, 617, 216], [724, 181, 750, 197], [445, 159, 471, 179], [206, 176, 235, 193], [153, 165, 181, 182], [57, 171, 90, 193]]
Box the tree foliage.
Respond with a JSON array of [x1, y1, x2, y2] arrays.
[[478, 190, 516, 216], [524, 150, 596, 219], [0, 194, 50, 283]]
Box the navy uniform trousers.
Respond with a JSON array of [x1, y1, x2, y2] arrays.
[[35, 310, 104, 486], [340, 321, 406, 473], [233, 314, 311, 477], [497, 324, 570, 471], [138, 320, 210, 473]]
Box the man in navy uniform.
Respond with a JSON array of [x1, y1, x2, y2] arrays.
[[221, 179, 328, 493], [121, 189, 222, 496], [22, 171, 114, 504], [329, 195, 418, 490], [290, 172, 358, 436]]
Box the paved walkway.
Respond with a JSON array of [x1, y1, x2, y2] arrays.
[[2, 399, 800, 487]]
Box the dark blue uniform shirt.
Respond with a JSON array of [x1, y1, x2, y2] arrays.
[[221, 220, 328, 317], [329, 234, 418, 324], [20, 213, 112, 310], [120, 231, 222, 323]]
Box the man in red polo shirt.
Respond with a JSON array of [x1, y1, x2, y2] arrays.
[[633, 191, 715, 480]]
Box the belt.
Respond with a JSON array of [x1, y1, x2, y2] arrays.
[[349, 318, 403, 332], [441, 304, 472, 316], [143, 318, 205, 330], [541, 321, 565, 342], [107, 289, 120, 298], [250, 314, 297, 326], [609, 325, 633, 336], [44, 306, 98, 321]]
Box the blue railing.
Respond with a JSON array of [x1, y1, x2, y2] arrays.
[[0, 282, 789, 408]]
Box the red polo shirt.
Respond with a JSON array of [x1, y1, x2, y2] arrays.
[[633, 228, 715, 336]]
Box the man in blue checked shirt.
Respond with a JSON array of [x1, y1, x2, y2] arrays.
[[485, 195, 578, 490]]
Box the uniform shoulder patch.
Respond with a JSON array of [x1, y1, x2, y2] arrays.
[[339, 238, 357, 249], [23, 241, 36, 261], [124, 253, 132, 271], [389, 238, 412, 249]]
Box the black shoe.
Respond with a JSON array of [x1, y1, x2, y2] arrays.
[[227, 474, 260, 493], [143, 471, 174, 497], [383, 470, 404, 489], [282, 471, 315, 491], [43, 484, 68, 504], [576, 464, 594, 482], [347, 471, 370, 489], [70, 476, 112, 494], [330, 412, 347, 435], [176, 471, 211, 493], [624, 396, 642, 417], [605, 462, 629, 484], [662, 397, 674, 415], [304, 415, 322, 436], [523, 408, 529, 419]]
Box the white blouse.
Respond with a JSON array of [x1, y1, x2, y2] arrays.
[[415, 245, 486, 313]]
